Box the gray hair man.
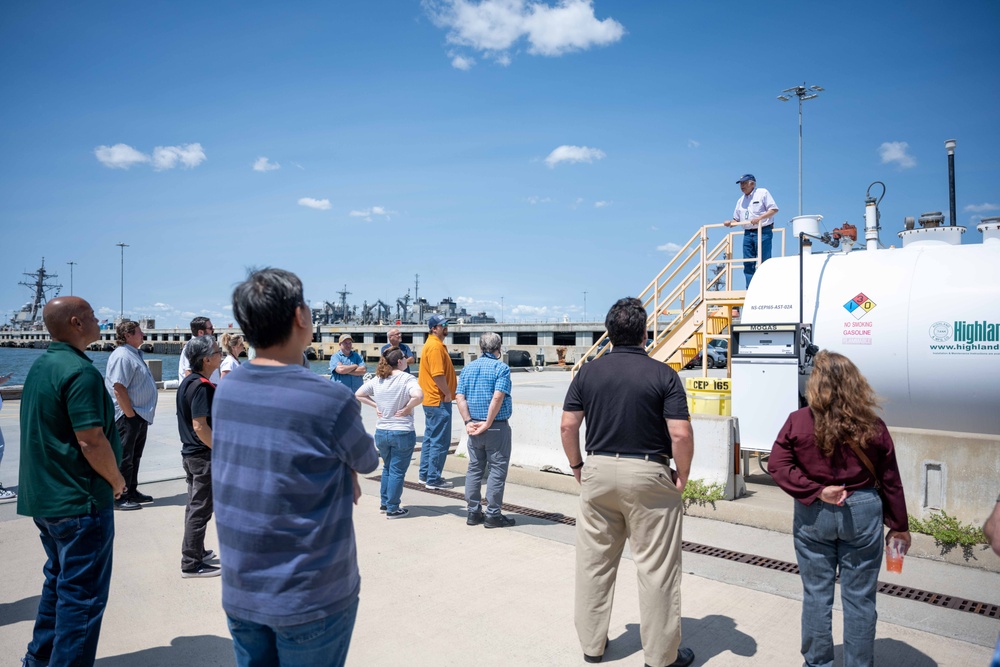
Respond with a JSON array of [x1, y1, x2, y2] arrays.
[[105, 320, 158, 511], [723, 173, 779, 288], [456, 332, 516, 528], [561, 297, 695, 667]]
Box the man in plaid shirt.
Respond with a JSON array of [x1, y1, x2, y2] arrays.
[[456, 332, 515, 529]]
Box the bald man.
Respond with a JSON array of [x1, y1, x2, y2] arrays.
[[18, 297, 125, 667]]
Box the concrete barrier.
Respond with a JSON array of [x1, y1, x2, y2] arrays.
[[457, 402, 745, 500]]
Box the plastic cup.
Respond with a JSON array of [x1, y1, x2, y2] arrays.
[[886, 537, 907, 573]]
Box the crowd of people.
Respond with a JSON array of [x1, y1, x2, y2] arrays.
[[9, 268, 1000, 667]]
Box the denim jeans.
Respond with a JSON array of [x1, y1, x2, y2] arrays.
[[742, 225, 773, 287], [793, 488, 883, 667], [227, 596, 359, 667], [181, 454, 214, 572], [375, 429, 416, 512], [419, 403, 452, 485], [465, 421, 512, 516], [24, 509, 115, 667]]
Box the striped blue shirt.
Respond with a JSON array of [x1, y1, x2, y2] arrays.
[[104, 344, 158, 423], [212, 362, 378, 627], [456, 353, 512, 421]]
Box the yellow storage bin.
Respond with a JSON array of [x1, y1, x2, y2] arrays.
[[684, 377, 732, 416]]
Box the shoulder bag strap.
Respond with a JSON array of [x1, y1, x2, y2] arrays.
[[844, 440, 881, 490]]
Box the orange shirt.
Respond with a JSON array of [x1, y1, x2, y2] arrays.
[[418, 334, 457, 406]]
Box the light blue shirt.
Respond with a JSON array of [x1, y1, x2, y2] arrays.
[[104, 344, 158, 423], [329, 350, 366, 392]]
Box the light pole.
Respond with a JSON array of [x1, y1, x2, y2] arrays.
[[583, 291, 587, 322], [777, 82, 823, 216], [500, 296, 504, 324], [115, 242, 129, 320], [66, 261, 77, 295]]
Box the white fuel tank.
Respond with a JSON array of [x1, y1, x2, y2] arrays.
[[740, 240, 1000, 436]]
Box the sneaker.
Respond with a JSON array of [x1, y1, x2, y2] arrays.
[[484, 514, 516, 529], [0, 486, 16, 501], [181, 564, 221, 578], [130, 490, 154, 504], [379, 505, 387, 514], [467, 511, 484, 526], [114, 499, 142, 511], [385, 508, 409, 519], [418, 476, 427, 484], [424, 480, 453, 490], [201, 549, 216, 562]]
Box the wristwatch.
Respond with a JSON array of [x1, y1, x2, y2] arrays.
[[570, 461, 584, 470]]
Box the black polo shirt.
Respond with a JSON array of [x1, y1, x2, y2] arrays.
[[176, 373, 214, 458], [563, 345, 689, 458]]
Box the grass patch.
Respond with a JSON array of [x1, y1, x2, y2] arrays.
[[908, 510, 988, 560], [683, 479, 726, 510]]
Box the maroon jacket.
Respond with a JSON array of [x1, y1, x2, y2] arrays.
[[769, 407, 908, 532]]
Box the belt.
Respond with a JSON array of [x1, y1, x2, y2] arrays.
[[586, 451, 670, 465]]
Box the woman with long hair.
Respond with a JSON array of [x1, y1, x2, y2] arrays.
[[355, 346, 423, 519], [219, 333, 245, 379], [770, 350, 910, 667]]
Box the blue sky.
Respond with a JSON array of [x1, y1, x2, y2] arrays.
[[2, 1, 998, 328]]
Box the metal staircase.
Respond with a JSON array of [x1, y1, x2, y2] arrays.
[[574, 224, 785, 375]]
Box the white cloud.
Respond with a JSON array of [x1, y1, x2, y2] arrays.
[[425, 0, 625, 65], [97, 306, 116, 316], [151, 143, 206, 170], [688, 139, 700, 149], [544, 144, 606, 168], [349, 206, 392, 222], [964, 202, 999, 213], [299, 197, 332, 210], [94, 143, 150, 169], [594, 200, 610, 208], [253, 156, 281, 172], [151, 302, 173, 311], [650, 225, 659, 231], [878, 141, 916, 169], [451, 54, 475, 70], [657, 242, 682, 254], [526, 195, 552, 204], [223, 305, 233, 311]]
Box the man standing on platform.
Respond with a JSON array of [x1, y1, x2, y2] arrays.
[[724, 173, 779, 288], [330, 334, 367, 392], [456, 332, 516, 528], [213, 268, 377, 666], [18, 297, 125, 667], [381, 328, 415, 372], [179, 316, 214, 378], [417, 314, 457, 490], [561, 297, 695, 667], [105, 320, 158, 511]]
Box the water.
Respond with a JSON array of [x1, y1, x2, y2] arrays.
[[0, 347, 363, 384]]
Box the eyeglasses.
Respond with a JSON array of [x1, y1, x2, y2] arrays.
[[211, 349, 222, 356]]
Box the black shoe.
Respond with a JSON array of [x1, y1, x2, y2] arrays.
[[130, 490, 154, 504], [181, 564, 221, 578], [201, 549, 216, 563], [114, 499, 142, 511], [646, 647, 694, 667], [467, 511, 484, 526], [584, 638, 609, 663], [484, 514, 516, 529]]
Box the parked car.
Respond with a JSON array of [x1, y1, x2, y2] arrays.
[[684, 339, 728, 369]]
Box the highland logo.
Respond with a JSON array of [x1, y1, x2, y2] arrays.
[[928, 320, 1000, 355], [951, 320, 1000, 345], [843, 293, 876, 320]]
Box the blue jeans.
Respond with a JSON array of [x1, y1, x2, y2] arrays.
[[793, 488, 883, 667], [227, 596, 359, 667], [742, 225, 773, 287], [24, 509, 115, 667], [375, 429, 416, 512], [419, 403, 452, 485], [465, 421, 512, 516]]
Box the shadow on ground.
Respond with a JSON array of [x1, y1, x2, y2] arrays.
[[832, 637, 938, 666], [96, 635, 234, 667], [0, 595, 40, 627], [599, 616, 756, 664]]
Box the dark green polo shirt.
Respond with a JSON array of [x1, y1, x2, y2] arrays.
[[17, 342, 122, 517]]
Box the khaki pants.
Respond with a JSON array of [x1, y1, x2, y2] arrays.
[[575, 456, 684, 666]]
